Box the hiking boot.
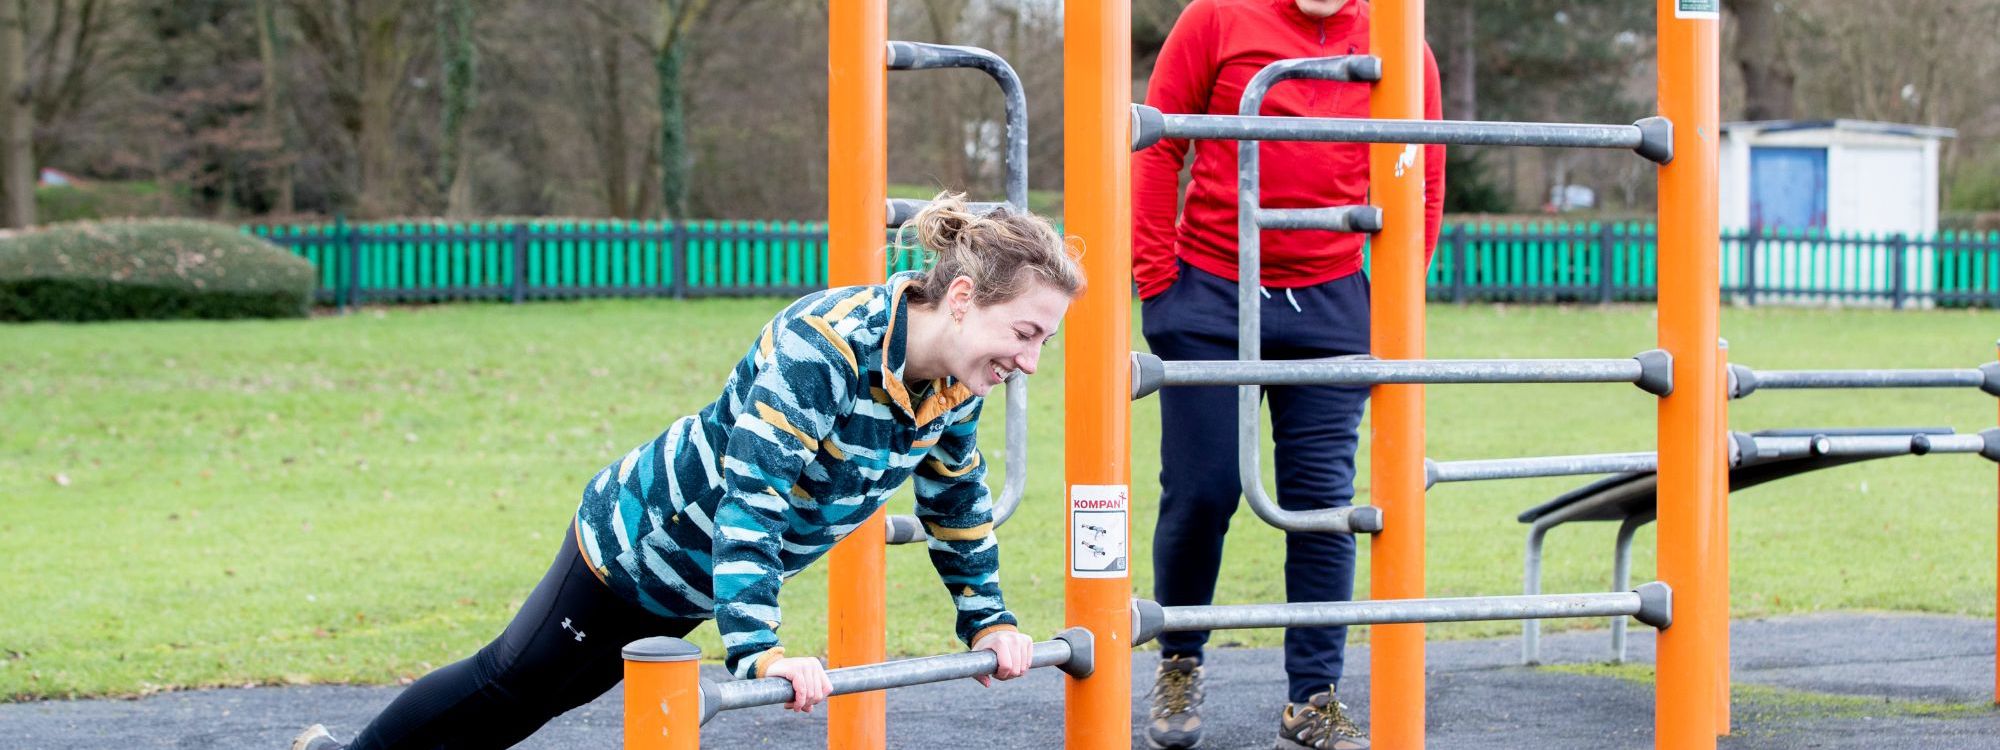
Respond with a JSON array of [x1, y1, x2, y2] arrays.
[[1145, 656, 1206, 749], [290, 724, 346, 750], [1276, 686, 1367, 750]]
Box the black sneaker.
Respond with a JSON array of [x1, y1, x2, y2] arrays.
[[290, 724, 346, 750], [1276, 686, 1367, 750], [1145, 656, 1206, 749]]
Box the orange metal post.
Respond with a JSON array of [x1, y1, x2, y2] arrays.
[[1653, 1, 1721, 749], [1061, 0, 1133, 748], [1367, 1, 1430, 746], [623, 637, 704, 750], [1715, 338, 1731, 735], [826, 1, 889, 746]]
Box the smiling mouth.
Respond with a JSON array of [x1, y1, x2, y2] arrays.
[[990, 361, 1014, 383]]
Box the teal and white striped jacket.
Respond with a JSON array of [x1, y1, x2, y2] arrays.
[[574, 272, 1017, 679]]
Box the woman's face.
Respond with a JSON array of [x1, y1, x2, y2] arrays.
[[941, 277, 1073, 397]]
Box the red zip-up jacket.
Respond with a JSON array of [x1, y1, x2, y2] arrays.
[[1133, 0, 1445, 299]]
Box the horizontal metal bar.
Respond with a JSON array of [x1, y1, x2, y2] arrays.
[[707, 638, 1074, 714], [1149, 585, 1670, 636], [1161, 357, 1644, 388], [1747, 433, 1989, 461], [885, 41, 1005, 72], [1132, 104, 1673, 163], [1746, 367, 1985, 392], [1254, 206, 1382, 232], [1426, 451, 1659, 488], [885, 198, 1009, 228]]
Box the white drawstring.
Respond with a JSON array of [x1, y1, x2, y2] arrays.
[[1258, 285, 1303, 313]]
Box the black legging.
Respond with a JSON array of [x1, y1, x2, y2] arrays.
[[348, 524, 703, 749]]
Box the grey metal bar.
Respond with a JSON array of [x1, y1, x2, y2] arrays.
[[1224, 57, 1400, 537], [1137, 585, 1670, 647], [1733, 365, 1987, 397], [1243, 54, 1382, 91], [1747, 432, 1988, 461], [884, 199, 1009, 228], [1520, 525, 1551, 665], [1609, 513, 1651, 663], [1134, 104, 1674, 163], [1254, 206, 1383, 232], [1426, 451, 1660, 489], [885, 42, 1027, 211], [881, 40, 1034, 545], [704, 631, 1087, 722], [1138, 354, 1652, 393]]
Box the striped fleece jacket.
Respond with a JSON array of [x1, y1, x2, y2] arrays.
[[574, 271, 1018, 679]]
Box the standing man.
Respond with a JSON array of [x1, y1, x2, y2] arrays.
[[1133, 1, 1444, 748]]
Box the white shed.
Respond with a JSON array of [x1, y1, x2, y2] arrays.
[[1719, 119, 1954, 234], [1717, 120, 1955, 306]]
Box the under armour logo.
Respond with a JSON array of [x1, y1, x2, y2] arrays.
[[561, 617, 586, 642]]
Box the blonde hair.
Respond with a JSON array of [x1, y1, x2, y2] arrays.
[[900, 191, 1085, 307]]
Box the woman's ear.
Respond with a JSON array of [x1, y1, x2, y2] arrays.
[[949, 275, 977, 312]]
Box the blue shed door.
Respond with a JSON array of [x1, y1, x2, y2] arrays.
[[1749, 146, 1828, 229]]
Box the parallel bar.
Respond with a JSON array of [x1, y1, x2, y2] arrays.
[[1149, 586, 1669, 636], [1737, 366, 1985, 394], [1158, 356, 1644, 389], [1427, 451, 1660, 487], [1254, 206, 1383, 232], [710, 639, 1076, 715], [1134, 105, 1672, 163], [884, 199, 1009, 228], [1748, 433, 1987, 460]]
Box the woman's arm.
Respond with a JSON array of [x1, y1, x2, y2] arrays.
[[711, 318, 856, 681], [912, 399, 1021, 650]]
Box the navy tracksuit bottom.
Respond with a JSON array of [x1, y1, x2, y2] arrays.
[[1141, 260, 1371, 704]]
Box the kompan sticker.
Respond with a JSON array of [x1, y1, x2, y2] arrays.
[[1069, 485, 1128, 578]]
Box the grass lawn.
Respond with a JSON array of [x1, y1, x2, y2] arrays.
[[2, 299, 1995, 700]]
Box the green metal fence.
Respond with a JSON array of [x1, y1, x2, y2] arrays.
[[250, 219, 2000, 308]]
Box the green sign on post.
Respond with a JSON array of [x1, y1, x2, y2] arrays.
[[1676, 0, 1719, 19]]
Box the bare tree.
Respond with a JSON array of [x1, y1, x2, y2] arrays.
[[256, 0, 296, 214], [0, 1, 32, 227], [1722, 0, 1795, 121], [436, 0, 475, 217], [290, 0, 431, 218]]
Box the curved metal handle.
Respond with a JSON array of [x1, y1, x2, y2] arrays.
[[882, 41, 1032, 544], [1234, 56, 1391, 535]]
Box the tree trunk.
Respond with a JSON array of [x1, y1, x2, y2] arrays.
[[356, 2, 406, 219], [1443, 2, 1476, 121], [599, 36, 631, 219], [655, 39, 687, 219], [256, 0, 295, 214], [1724, 0, 1795, 121], [0, 1, 34, 228], [654, 0, 710, 219], [437, 0, 476, 217]]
